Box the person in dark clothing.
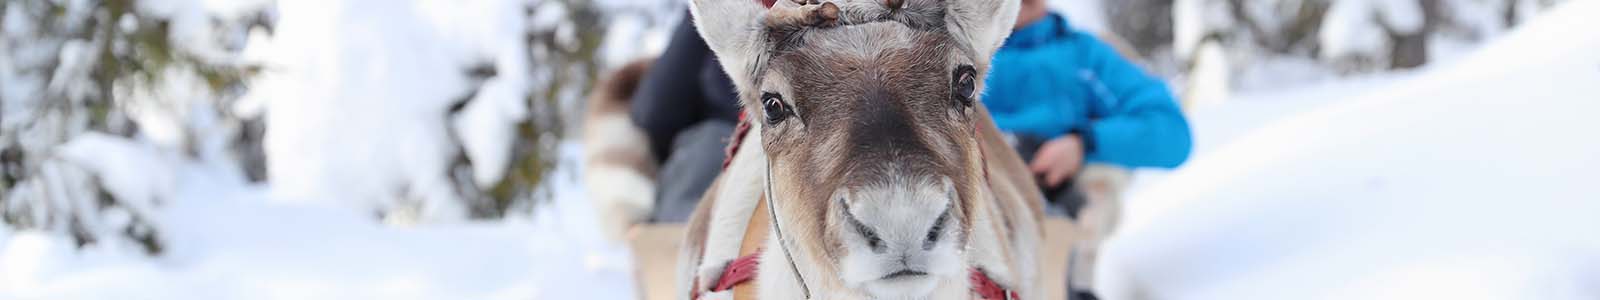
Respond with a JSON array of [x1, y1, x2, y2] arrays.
[[628, 11, 744, 223]]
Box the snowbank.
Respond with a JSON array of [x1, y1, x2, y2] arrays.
[[0, 144, 638, 300], [1098, 1, 1600, 299]]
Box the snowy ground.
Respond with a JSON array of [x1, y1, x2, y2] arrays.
[[0, 143, 638, 300], [1099, 1, 1600, 299]]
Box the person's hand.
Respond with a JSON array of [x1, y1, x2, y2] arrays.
[[1030, 134, 1085, 188]]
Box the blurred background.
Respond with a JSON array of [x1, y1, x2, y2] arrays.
[[1, 0, 1595, 299]]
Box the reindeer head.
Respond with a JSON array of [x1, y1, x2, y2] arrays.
[[691, 0, 1019, 297]]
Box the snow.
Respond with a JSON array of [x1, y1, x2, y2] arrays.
[[137, 0, 265, 65], [247, 0, 676, 205], [1098, 1, 1600, 299], [0, 143, 638, 300], [431, 0, 537, 188], [1319, 0, 1424, 62], [1376, 0, 1426, 34], [45, 40, 94, 103], [246, 0, 544, 220], [1172, 0, 1234, 60], [1320, 0, 1390, 61], [600, 12, 675, 68], [194, 0, 275, 20], [594, 0, 681, 67], [54, 133, 178, 235], [1180, 40, 1230, 108], [1048, 0, 1108, 34]]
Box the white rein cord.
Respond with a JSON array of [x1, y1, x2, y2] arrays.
[[764, 158, 813, 299]]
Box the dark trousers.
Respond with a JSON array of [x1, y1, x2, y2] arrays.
[[1011, 134, 1089, 219]]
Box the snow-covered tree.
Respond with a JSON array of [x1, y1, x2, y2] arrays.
[[1157, 0, 1571, 100], [2, 0, 677, 255], [1, 0, 271, 254]]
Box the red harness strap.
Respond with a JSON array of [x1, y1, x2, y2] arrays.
[[713, 251, 763, 292], [693, 251, 762, 300], [722, 114, 754, 170], [970, 268, 1020, 300]]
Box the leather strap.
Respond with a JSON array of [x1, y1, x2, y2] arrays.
[[700, 264, 1020, 299]]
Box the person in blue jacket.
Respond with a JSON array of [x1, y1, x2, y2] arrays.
[[989, 1, 1193, 218]]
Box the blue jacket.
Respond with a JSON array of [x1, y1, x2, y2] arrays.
[[985, 13, 1192, 169]]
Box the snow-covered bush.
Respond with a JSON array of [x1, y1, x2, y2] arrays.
[[1, 0, 271, 254], [1319, 0, 1427, 70], [2, 0, 678, 255], [1105, 0, 1176, 57], [246, 0, 675, 222]]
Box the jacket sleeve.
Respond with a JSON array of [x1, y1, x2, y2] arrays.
[[1076, 34, 1194, 169], [631, 11, 712, 160]]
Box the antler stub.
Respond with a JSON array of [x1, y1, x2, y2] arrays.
[[767, 1, 842, 28]]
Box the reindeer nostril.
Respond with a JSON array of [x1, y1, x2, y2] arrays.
[[922, 206, 950, 251], [841, 197, 887, 253], [860, 223, 883, 251]]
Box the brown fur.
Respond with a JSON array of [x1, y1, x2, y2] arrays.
[[587, 59, 652, 117]]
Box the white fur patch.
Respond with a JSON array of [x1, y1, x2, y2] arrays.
[[584, 165, 655, 242], [582, 115, 652, 162], [758, 229, 836, 299], [965, 192, 1013, 282], [696, 123, 768, 291]]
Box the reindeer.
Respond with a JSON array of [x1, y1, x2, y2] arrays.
[[669, 0, 1048, 299]]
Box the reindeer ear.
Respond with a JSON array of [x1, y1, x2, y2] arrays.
[[690, 0, 771, 92], [944, 0, 1020, 67]]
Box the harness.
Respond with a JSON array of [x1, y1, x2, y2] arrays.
[[695, 116, 1019, 299]]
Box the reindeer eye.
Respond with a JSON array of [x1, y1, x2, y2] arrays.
[[952, 65, 977, 107], [762, 92, 791, 125]]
